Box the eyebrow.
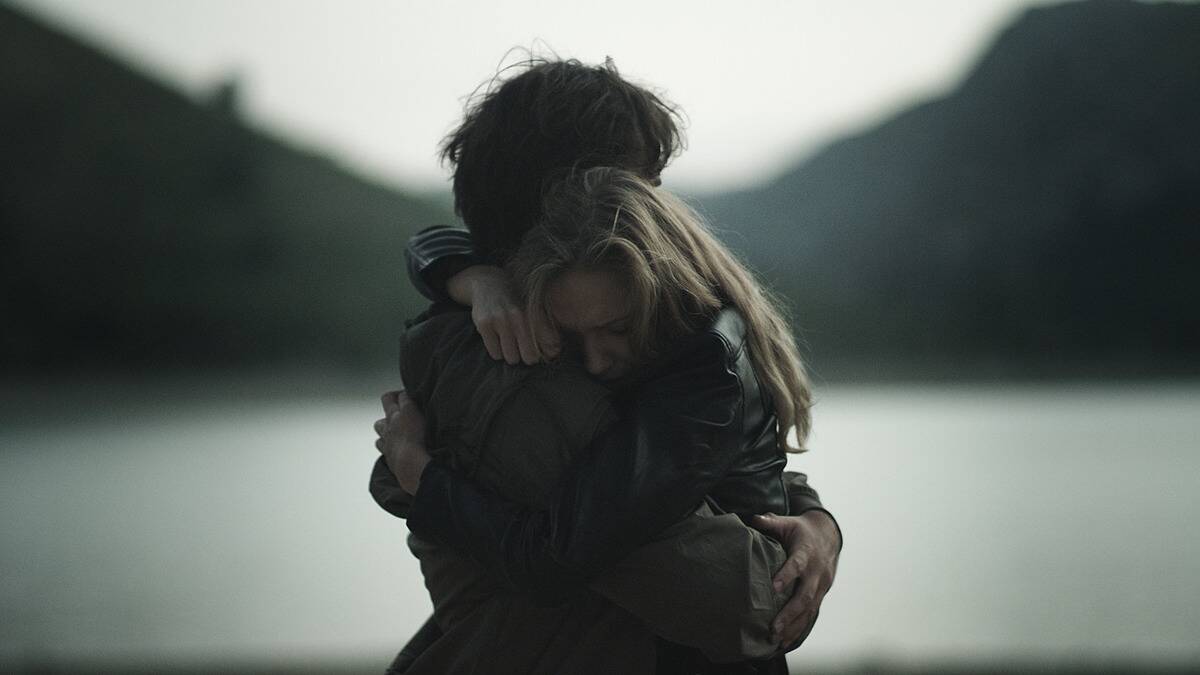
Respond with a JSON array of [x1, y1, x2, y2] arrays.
[[600, 313, 631, 329]]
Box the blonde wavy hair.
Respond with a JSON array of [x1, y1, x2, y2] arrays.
[[508, 167, 813, 451]]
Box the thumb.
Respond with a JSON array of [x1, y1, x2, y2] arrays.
[[750, 512, 784, 536]]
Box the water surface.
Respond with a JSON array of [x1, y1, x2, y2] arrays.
[[2, 379, 1197, 669]]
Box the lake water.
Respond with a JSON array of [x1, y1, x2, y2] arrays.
[[2, 378, 1198, 670]]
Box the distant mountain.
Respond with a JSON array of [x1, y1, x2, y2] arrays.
[[697, 0, 1200, 378], [3, 1, 1197, 378], [0, 5, 455, 371]]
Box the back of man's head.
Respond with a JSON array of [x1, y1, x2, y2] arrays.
[[440, 57, 684, 264]]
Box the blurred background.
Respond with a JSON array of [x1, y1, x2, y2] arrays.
[[1, 0, 1197, 673]]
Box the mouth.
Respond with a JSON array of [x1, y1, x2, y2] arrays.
[[596, 364, 627, 382], [598, 367, 638, 391]]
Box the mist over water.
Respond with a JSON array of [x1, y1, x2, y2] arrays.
[[3, 380, 1197, 670]]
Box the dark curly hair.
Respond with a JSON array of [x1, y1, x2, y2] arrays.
[[440, 57, 685, 264]]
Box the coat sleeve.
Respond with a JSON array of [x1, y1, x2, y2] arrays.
[[590, 502, 793, 662], [405, 225, 478, 302], [405, 332, 749, 602]]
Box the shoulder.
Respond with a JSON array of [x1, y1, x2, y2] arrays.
[[705, 307, 749, 363], [632, 308, 747, 420], [401, 308, 474, 363], [653, 307, 748, 375], [399, 309, 476, 401]]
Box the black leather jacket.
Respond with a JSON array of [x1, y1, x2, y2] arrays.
[[406, 306, 796, 602]]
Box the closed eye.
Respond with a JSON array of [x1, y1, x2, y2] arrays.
[[601, 313, 632, 335]]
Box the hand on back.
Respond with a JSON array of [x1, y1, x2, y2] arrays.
[[749, 510, 841, 650]]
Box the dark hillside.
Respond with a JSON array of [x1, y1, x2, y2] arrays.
[[0, 5, 453, 371], [698, 0, 1200, 377]]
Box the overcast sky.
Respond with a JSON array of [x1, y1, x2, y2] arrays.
[[13, 0, 1054, 192]]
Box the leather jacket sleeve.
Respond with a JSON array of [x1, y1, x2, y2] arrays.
[[405, 327, 756, 602], [405, 225, 478, 303], [783, 470, 843, 553]]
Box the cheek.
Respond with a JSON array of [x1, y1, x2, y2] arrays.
[[611, 336, 635, 360]]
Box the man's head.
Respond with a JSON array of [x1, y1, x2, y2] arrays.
[[440, 57, 684, 264]]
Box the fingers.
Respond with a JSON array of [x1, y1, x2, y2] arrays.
[[777, 585, 825, 647], [378, 391, 423, 434], [380, 391, 401, 417], [772, 568, 820, 641], [497, 323, 520, 364], [476, 310, 523, 364], [513, 316, 541, 366], [750, 512, 785, 538], [751, 514, 807, 592], [753, 513, 819, 594], [772, 551, 807, 593], [479, 326, 502, 361], [466, 270, 533, 365], [477, 307, 548, 365], [777, 606, 817, 649]]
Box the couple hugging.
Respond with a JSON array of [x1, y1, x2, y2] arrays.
[[371, 56, 842, 675]]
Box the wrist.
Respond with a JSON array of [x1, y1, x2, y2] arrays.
[[386, 439, 432, 495], [797, 509, 842, 555], [407, 454, 431, 494], [446, 265, 490, 306]]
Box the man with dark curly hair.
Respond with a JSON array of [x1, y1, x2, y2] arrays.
[[374, 57, 841, 674]]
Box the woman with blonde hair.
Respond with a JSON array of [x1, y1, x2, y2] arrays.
[[379, 166, 838, 673], [510, 165, 812, 450]]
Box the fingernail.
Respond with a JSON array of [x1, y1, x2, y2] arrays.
[[773, 580, 783, 592]]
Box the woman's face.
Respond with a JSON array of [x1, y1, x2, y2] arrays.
[[546, 266, 636, 383]]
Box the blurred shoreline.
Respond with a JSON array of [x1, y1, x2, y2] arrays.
[[4, 365, 1200, 433], [7, 657, 1200, 675]]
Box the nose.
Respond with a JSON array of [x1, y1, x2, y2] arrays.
[[582, 339, 610, 378]]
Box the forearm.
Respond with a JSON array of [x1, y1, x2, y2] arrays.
[[444, 264, 509, 307], [589, 504, 789, 662]]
